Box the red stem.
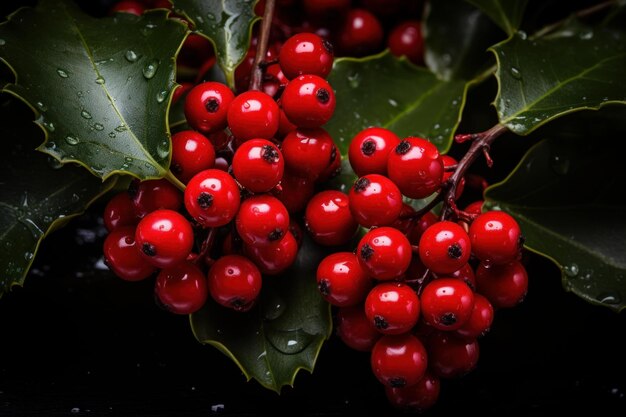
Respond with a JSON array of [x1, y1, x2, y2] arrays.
[[249, 0, 276, 91]]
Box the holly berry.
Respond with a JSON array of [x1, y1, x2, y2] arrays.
[[272, 170, 316, 214], [348, 127, 401, 177], [455, 293, 494, 339], [316, 252, 372, 307], [103, 226, 156, 281], [335, 304, 381, 352], [305, 190, 358, 246], [420, 278, 475, 331], [232, 138, 284, 193], [135, 209, 194, 269], [155, 262, 208, 315], [243, 231, 299, 275], [365, 282, 420, 334], [281, 74, 336, 128], [357, 227, 412, 280], [426, 331, 480, 379], [236, 194, 290, 247], [184, 81, 235, 135], [279, 32, 334, 80], [184, 169, 241, 228], [281, 128, 335, 180], [348, 174, 403, 228], [469, 210, 523, 266], [170, 130, 216, 184], [129, 178, 183, 219], [336, 8, 384, 56], [387, 137, 444, 199], [385, 371, 440, 412], [475, 260, 528, 309], [207, 254, 262, 312], [418, 221, 471, 275], [103, 192, 137, 232], [387, 20, 424, 65], [370, 333, 428, 388], [227, 90, 280, 141]]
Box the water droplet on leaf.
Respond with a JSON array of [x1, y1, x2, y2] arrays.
[[347, 72, 360, 88], [156, 90, 167, 103], [563, 263, 579, 277], [596, 292, 621, 305], [510, 67, 522, 80], [94, 123, 104, 131], [57, 68, 69, 78], [81, 110, 92, 119], [143, 60, 159, 79], [65, 135, 79, 145], [125, 50, 138, 62], [95, 76, 105, 85]]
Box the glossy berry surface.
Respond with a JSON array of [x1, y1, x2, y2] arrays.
[[469, 210, 523, 265], [357, 227, 412, 280], [236, 194, 290, 247], [281, 74, 336, 128], [227, 90, 280, 141], [387, 20, 424, 65], [208, 254, 262, 312], [135, 209, 194, 269], [243, 231, 298, 275], [279, 32, 334, 80], [348, 127, 401, 177], [426, 331, 480, 379], [103, 192, 137, 232], [348, 174, 403, 228], [232, 138, 284, 193], [335, 305, 381, 352], [305, 190, 358, 246], [476, 260, 528, 308], [316, 252, 372, 307], [420, 278, 475, 331], [387, 137, 444, 199], [281, 128, 335, 180], [337, 8, 384, 56], [171, 130, 216, 184], [129, 178, 183, 219], [184, 81, 234, 134], [364, 282, 420, 334], [385, 371, 440, 412], [103, 226, 156, 281], [155, 262, 208, 315], [455, 293, 494, 339], [371, 333, 428, 388], [184, 169, 241, 228], [418, 221, 471, 275]]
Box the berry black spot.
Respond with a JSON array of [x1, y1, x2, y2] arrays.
[[205, 97, 219, 113], [360, 243, 374, 261], [322, 39, 334, 54], [316, 88, 330, 104], [389, 377, 407, 388], [142, 243, 156, 257], [230, 297, 247, 311], [361, 140, 377, 156], [318, 279, 331, 296], [268, 228, 284, 242], [354, 177, 370, 192], [374, 315, 388, 330], [518, 234, 526, 248], [262, 145, 280, 163], [197, 192, 213, 209], [395, 140, 411, 155], [448, 242, 463, 259], [440, 312, 457, 326]]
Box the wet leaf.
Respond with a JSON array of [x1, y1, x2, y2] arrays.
[[190, 237, 332, 393], [491, 19, 626, 135], [466, 0, 528, 35], [172, 0, 259, 89], [0, 99, 116, 295], [0, 0, 187, 180], [424, 0, 502, 81], [325, 51, 469, 156], [484, 109, 626, 312]]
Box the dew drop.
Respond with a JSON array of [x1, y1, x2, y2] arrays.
[[94, 123, 104, 131], [65, 135, 79, 145], [47, 156, 63, 169], [563, 263, 579, 277], [125, 50, 138, 62], [95, 76, 105, 85], [115, 124, 128, 132], [517, 30, 528, 40], [36, 102, 47, 112], [44, 122, 56, 132], [0, 39, 5, 46], [81, 110, 92, 119], [207, 12, 215, 20], [510, 67, 522, 80], [266, 328, 314, 355], [56, 68, 69, 78], [579, 29, 593, 40], [44, 141, 56, 149], [156, 90, 168, 103], [124, 156, 134, 163], [143, 60, 159, 79], [388, 98, 398, 107], [108, 132, 116, 138], [195, 15, 204, 24], [596, 292, 621, 305], [347, 72, 360, 88], [157, 140, 169, 158]]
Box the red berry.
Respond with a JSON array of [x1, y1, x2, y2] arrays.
[[385, 371, 440, 412], [279, 32, 334, 80], [170, 130, 216, 184], [357, 227, 412, 280], [103, 226, 156, 281], [184, 169, 241, 228], [418, 221, 471, 275], [443, 262, 476, 291], [281, 128, 336, 181], [455, 293, 494, 339], [155, 262, 208, 315], [232, 139, 284, 193], [303, 0, 350, 18], [272, 171, 315, 214], [103, 192, 137, 232], [387, 137, 444, 199], [406, 210, 438, 245], [426, 331, 480, 379], [335, 304, 381, 352], [207, 254, 262, 312], [281, 74, 336, 128], [365, 282, 420, 335], [476, 260, 528, 308], [348, 127, 401, 177], [336, 9, 384, 56], [227, 90, 279, 141], [348, 174, 403, 228], [305, 190, 358, 246], [420, 278, 475, 331], [469, 210, 523, 265], [184, 81, 235, 134], [371, 333, 428, 388], [236, 194, 290, 247], [316, 252, 372, 307], [387, 20, 424, 65], [243, 231, 299, 275], [129, 178, 183, 219], [109, 0, 145, 15], [135, 209, 194, 268]]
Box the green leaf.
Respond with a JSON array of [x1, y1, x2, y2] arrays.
[[172, 0, 259, 89], [465, 0, 528, 35], [484, 110, 626, 312], [0, 0, 188, 181], [424, 0, 502, 81], [190, 237, 332, 393], [491, 20, 626, 135], [0, 99, 116, 295], [325, 51, 469, 156]]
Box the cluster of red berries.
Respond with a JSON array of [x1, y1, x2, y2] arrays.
[[313, 127, 528, 411], [101, 30, 339, 315]]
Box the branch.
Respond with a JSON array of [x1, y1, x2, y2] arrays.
[[249, 0, 276, 91]]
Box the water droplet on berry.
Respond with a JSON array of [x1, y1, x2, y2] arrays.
[[143, 60, 159, 79], [596, 292, 621, 305], [65, 135, 79, 145], [563, 263, 579, 277], [510, 67, 522, 80], [56, 68, 69, 78], [81, 110, 92, 119], [125, 50, 138, 62]]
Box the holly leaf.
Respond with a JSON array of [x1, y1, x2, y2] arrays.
[[171, 0, 259, 89], [0, 0, 187, 181], [190, 237, 332, 393], [325, 51, 469, 156], [465, 0, 528, 36], [484, 109, 626, 312], [0, 99, 116, 296], [424, 0, 503, 81], [491, 19, 626, 135]]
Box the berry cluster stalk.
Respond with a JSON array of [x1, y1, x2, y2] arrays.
[[249, 0, 276, 91]]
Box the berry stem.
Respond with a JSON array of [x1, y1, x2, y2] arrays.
[[249, 0, 276, 91], [195, 227, 217, 266]]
